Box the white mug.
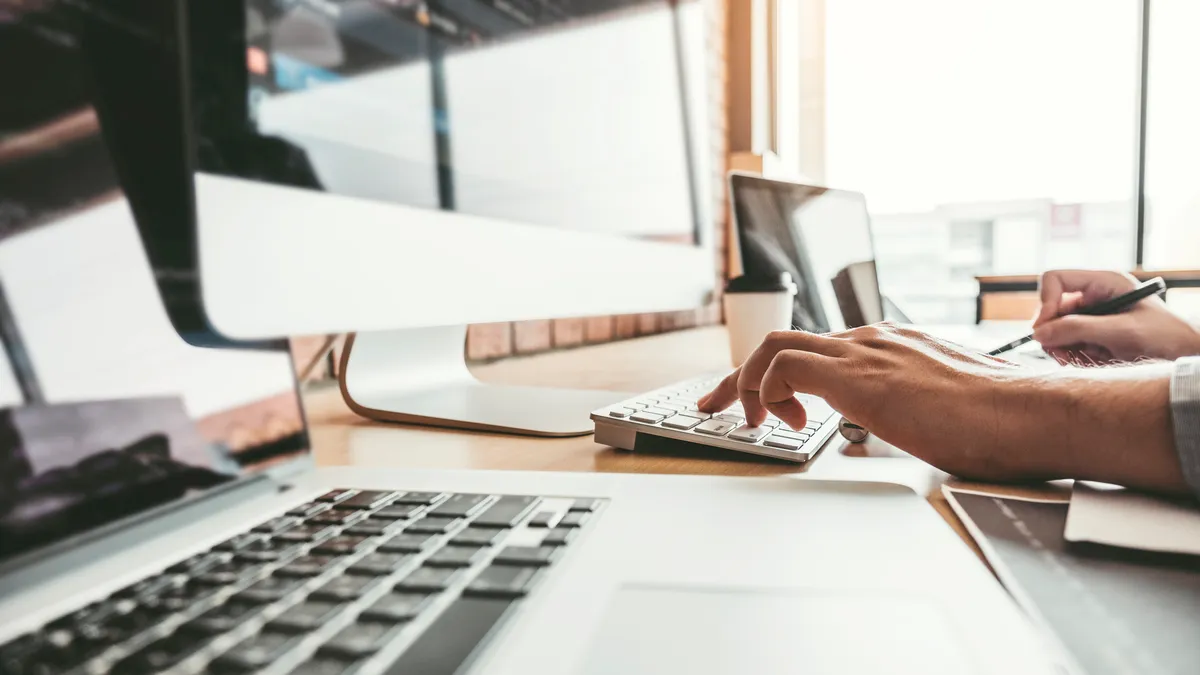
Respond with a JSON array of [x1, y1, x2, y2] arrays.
[[723, 273, 797, 367]]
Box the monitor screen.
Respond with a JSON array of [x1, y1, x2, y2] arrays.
[[0, 0, 309, 567], [192, 0, 701, 246], [732, 175, 881, 333]]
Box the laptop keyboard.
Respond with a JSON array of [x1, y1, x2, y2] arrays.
[[0, 489, 603, 675], [592, 375, 839, 462]]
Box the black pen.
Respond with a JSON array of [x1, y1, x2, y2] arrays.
[[987, 277, 1167, 356]]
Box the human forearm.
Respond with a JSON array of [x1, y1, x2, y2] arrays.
[[1021, 364, 1188, 495]]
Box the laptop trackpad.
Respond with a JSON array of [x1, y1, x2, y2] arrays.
[[577, 585, 975, 675]]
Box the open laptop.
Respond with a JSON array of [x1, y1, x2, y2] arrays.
[[1, 6, 1059, 675]]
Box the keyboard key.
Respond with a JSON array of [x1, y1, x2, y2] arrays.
[[715, 413, 744, 424], [276, 555, 340, 578], [661, 415, 703, 430], [426, 546, 485, 568], [694, 419, 736, 436], [771, 429, 810, 441], [359, 594, 432, 623], [394, 566, 460, 592], [472, 496, 539, 528], [630, 412, 665, 424], [643, 406, 675, 417], [348, 553, 412, 576], [237, 576, 305, 604], [274, 524, 339, 543], [606, 407, 636, 418], [372, 504, 423, 520], [114, 632, 200, 673], [312, 575, 380, 602], [569, 498, 602, 512], [213, 632, 298, 672], [658, 402, 686, 411], [453, 527, 507, 546], [374, 597, 514, 675], [464, 565, 538, 598], [377, 532, 438, 553], [309, 510, 367, 526], [344, 518, 403, 537], [312, 535, 371, 555], [727, 425, 773, 443], [763, 436, 803, 451], [182, 602, 259, 635], [558, 512, 589, 528], [493, 546, 558, 567], [526, 512, 558, 528], [393, 492, 445, 505], [406, 517, 461, 534], [427, 494, 491, 518], [286, 502, 331, 518], [624, 402, 648, 410], [267, 602, 345, 634], [168, 551, 233, 575], [319, 622, 397, 659], [316, 489, 357, 503], [541, 528, 577, 547], [331, 490, 399, 510], [253, 516, 301, 534]]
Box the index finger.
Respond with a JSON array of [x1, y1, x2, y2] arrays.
[[1035, 270, 1137, 327], [731, 330, 844, 425]]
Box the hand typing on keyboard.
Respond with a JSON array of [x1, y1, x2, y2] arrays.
[[695, 324, 1069, 483]]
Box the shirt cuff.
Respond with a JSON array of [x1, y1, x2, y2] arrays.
[[1169, 356, 1200, 497]]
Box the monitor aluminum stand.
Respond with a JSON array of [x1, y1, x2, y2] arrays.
[[338, 326, 632, 437]]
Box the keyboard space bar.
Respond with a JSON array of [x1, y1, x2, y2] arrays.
[[382, 597, 515, 675]]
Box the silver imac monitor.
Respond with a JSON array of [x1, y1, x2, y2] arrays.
[[187, 0, 713, 436]]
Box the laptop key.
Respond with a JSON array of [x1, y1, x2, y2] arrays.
[[276, 524, 339, 543], [569, 498, 602, 512], [557, 512, 589, 528], [215, 533, 269, 552], [393, 492, 445, 505], [472, 495, 539, 528], [312, 575, 380, 602], [213, 632, 298, 672], [453, 527, 507, 546], [288, 659, 355, 675], [526, 512, 558, 528], [316, 489, 357, 504], [464, 565, 538, 598], [427, 494, 491, 519], [405, 517, 461, 534], [182, 602, 259, 635], [493, 546, 558, 567], [377, 532, 437, 553], [374, 597, 514, 675], [394, 566, 460, 592], [309, 510, 367, 526], [319, 622, 397, 659], [237, 576, 305, 604], [114, 632, 200, 673], [372, 504, 423, 520], [359, 594, 432, 623], [348, 553, 412, 576], [287, 502, 331, 518], [541, 527, 577, 547], [267, 602, 345, 634], [312, 535, 371, 555], [426, 545, 486, 568], [331, 490, 399, 510], [344, 518, 403, 537]]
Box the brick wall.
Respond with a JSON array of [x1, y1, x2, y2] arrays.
[[290, 0, 730, 378]]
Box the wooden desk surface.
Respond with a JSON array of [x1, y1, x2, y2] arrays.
[[304, 325, 1034, 563]]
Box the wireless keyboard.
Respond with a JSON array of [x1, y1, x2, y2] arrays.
[[590, 374, 840, 463]]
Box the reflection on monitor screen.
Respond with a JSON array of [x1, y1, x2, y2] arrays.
[[0, 3, 309, 564], [205, 0, 700, 245]]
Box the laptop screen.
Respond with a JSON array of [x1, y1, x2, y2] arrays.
[[0, 0, 309, 567], [731, 174, 882, 333]]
